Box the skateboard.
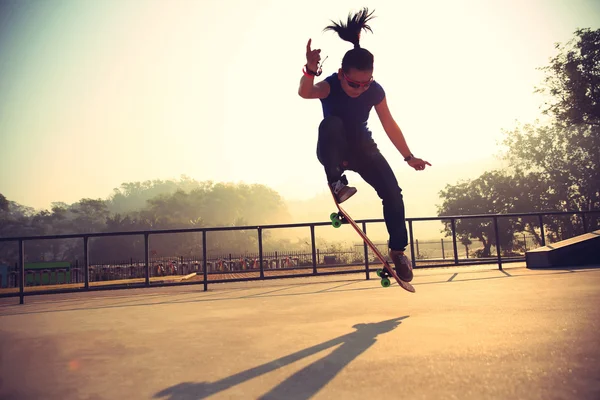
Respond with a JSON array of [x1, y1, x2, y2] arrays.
[[329, 188, 416, 293]]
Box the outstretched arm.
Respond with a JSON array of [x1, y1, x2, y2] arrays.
[[375, 97, 431, 171]]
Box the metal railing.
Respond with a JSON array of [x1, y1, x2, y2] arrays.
[[0, 210, 597, 304]]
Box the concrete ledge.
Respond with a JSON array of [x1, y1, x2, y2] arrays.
[[526, 230, 600, 268]]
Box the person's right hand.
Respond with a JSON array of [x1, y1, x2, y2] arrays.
[[306, 39, 321, 72]]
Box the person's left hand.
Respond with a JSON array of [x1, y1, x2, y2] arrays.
[[407, 157, 431, 171]]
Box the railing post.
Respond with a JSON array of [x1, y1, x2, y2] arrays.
[[581, 212, 587, 233], [441, 238, 445, 259], [451, 218, 459, 265], [538, 214, 546, 246], [144, 233, 150, 286], [408, 220, 416, 269], [493, 216, 502, 270], [310, 225, 317, 275], [258, 227, 264, 279], [19, 239, 24, 305], [83, 236, 89, 289], [362, 222, 369, 279], [202, 231, 208, 291]]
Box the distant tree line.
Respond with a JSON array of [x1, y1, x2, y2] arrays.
[[0, 179, 304, 264]]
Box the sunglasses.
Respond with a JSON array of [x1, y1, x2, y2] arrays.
[[342, 72, 373, 89]]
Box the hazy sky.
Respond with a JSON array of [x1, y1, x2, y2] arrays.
[[1, 0, 599, 212]]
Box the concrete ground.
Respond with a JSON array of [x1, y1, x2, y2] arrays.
[[1, 263, 599, 400]]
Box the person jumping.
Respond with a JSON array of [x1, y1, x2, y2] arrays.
[[297, 7, 431, 283]]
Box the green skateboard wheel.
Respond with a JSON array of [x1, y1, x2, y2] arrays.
[[381, 278, 391, 287], [376, 269, 382, 277], [332, 219, 342, 228], [330, 212, 338, 221]]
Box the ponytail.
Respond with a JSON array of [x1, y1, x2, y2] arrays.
[[323, 8, 376, 72], [323, 8, 376, 49]]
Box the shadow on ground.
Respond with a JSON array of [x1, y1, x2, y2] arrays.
[[154, 316, 408, 400]]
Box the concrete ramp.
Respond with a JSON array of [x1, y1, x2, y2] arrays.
[[526, 229, 600, 268]]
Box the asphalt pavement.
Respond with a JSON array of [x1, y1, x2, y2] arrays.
[[1, 263, 599, 400]]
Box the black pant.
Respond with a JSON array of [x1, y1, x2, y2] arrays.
[[316, 116, 409, 251]]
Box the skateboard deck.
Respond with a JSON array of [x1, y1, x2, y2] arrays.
[[329, 188, 415, 293]]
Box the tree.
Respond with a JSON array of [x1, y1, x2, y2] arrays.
[[503, 28, 600, 235], [437, 171, 536, 256], [107, 175, 206, 215], [0, 194, 8, 212], [536, 28, 600, 127], [0, 197, 38, 262], [439, 28, 600, 248], [502, 121, 599, 212], [514, 28, 600, 212], [500, 29, 600, 234], [70, 199, 111, 233]]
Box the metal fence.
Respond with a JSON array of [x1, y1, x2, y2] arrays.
[[0, 210, 598, 304], [405, 232, 539, 261], [0, 249, 368, 287]]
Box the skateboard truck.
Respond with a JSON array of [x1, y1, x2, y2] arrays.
[[329, 212, 348, 228], [375, 268, 392, 288]]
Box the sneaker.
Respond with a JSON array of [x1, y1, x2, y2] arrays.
[[330, 179, 357, 203], [388, 249, 413, 282]]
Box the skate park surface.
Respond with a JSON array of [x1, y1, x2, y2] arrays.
[[1, 262, 599, 400]]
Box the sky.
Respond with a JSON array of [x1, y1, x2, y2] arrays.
[[1, 0, 599, 214]]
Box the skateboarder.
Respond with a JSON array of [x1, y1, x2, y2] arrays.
[[298, 8, 431, 282]]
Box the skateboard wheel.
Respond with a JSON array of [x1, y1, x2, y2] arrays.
[[332, 219, 342, 228], [330, 212, 338, 221], [376, 269, 382, 277], [381, 278, 391, 288]]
